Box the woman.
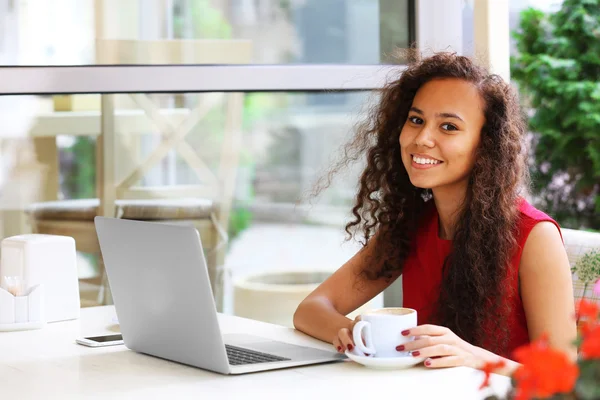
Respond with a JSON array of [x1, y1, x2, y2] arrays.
[[293, 52, 577, 376]]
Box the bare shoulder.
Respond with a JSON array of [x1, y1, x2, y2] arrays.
[[525, 220, 563, 248], [523, 221, 566, 257], [520, 220, 570, 278]]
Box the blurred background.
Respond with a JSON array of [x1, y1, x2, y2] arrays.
[[0, 0, 598, 325]]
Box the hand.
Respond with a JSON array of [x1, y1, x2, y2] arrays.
[[398, 324, 486, 369], [332, 316, 363, 354]]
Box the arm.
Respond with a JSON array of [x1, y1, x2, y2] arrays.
[[519, 221, 578, 360], [293, 236, 400, 345]]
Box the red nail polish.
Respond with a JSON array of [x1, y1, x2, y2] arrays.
[[412, 351, 420, 357], [401, 330, 410, 336], [337, 346, 342, 352], [347, 344, 354, 351], [396, 345, 405, 351], [425, 360, 431, 366]]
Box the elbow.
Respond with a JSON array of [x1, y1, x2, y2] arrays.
[[293, 300, 307, 332], [294, 296, 317, 333]]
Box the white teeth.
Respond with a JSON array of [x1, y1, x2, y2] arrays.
[[413, 156, 440, 165]]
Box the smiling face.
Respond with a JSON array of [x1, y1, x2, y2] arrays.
[[399, 78, 486, 193]]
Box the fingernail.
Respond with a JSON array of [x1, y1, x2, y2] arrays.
[[412, 351, 420, 357], [425, 360, 431, 366], [401, 330, 410, 336], [337, 346, 342, 352], [347, 344, 354, 351], [396, 345, 405, 351]]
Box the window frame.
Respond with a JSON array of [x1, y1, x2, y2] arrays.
[[0, 0, 472, 96]]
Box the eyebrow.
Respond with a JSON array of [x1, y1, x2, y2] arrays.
[[409, 107, 464, 122]]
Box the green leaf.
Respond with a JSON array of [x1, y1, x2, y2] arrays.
[[575, 359, 600, 400], [511, 1, 600, 230]]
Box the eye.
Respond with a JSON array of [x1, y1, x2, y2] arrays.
[[441, 123, 458, 131], [408, 116, 423, 124]]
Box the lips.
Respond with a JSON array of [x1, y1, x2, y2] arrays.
[[408, 154, 443, 171], [411, 154, 443, 165]]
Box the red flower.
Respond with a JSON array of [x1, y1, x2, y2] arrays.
[[581, 322, 600, 360], [512, 334, 579, 400], [580, 319, 598, 337], [577, 299, 599, 321], [479, 360, 506, 390]]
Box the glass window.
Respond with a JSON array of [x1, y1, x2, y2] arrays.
[[0, 0, 413, 66], [4, 90, 377, 313], [41, 91, 370, 210]]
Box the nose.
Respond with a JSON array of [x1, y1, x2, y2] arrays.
[[414, 124, 435, 148]]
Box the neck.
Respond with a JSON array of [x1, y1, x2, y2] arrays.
[[432, 182, 468, 240]]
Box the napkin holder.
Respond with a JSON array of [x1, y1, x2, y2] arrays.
[[0, 284, 45, 331], [0, 234, 80, 322]]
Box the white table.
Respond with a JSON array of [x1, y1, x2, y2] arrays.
[[0, 306, 511, 399]]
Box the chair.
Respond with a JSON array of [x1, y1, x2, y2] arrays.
[[26, 39, 252, 311]]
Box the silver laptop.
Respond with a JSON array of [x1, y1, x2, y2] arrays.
[[94, 216, 344, 375]]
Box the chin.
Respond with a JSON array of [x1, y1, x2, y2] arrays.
[[408, 177, 434, 190]]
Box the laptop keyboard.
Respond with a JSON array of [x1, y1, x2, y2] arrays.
[[225, 344, 291, 365]]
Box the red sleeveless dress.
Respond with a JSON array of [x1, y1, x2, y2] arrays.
[[402, 198, 562, 358]]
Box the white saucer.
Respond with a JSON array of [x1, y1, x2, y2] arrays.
[[345, 350, 425, 370]]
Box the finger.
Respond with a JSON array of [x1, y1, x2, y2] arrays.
[[402, 324, 449, 338], [399, 335, 438, 352], [350, 315, 362, 330], [332, 336, 344, 353], [339, 328, 355, 352], [424, 356, 464, 369], [411, 344, 457, 359]]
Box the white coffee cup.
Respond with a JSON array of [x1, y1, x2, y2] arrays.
[[352, 307, 417, 358]]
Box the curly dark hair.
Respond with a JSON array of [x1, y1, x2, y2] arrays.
[[317, 52, 529, 355]]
